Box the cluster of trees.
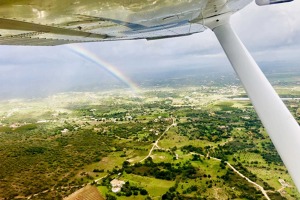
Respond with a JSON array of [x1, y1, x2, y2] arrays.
[[162, 183, 205, 199], [92, 169, 105, 173], [122, 158, 198, 181], [181, 145, 204, 155], [178, 110, 233, 142], [118, 181, 148, 197], [221, 169, 265, 200], [261, 142, 283, 165], [161, 191, 181, 200], [0, 124, 114, 199], [211, 140, 256, 160]]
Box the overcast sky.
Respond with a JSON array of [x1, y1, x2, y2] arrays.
[[0, 1, 299, 98]]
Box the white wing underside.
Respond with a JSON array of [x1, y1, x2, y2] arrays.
[[0, 0, 251, 46]]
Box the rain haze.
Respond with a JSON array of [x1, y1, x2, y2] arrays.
[[0, 1, 300, 99]]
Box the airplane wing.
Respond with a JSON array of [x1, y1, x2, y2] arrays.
[[0, 0, 250, 46]]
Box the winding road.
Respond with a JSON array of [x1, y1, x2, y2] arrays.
[[226, 162, 271, 200], [191, 152, 271, 200]]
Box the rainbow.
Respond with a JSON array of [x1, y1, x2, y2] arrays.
[[66, 44, 140, 95]]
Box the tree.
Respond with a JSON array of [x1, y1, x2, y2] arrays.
[[125, 191, 132, 197], [106, 194, 117, 200], [122, 161, 130, 168], [140, 189, 148, 195], [144, 157, 154, 167], [169, 186, 176, 192]]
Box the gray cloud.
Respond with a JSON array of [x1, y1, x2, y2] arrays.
[[233, 2, 300, 48]]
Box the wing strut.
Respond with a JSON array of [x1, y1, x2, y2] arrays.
[[211, 22, 300, 191]]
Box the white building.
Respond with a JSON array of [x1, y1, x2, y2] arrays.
[[110, 179, 125, 193]]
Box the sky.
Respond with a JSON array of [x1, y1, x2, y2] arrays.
[[0, 1, 300, 98]]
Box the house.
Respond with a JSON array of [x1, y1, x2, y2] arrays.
[[61, 129, 69, 135], [110, 179, 125, 193]]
